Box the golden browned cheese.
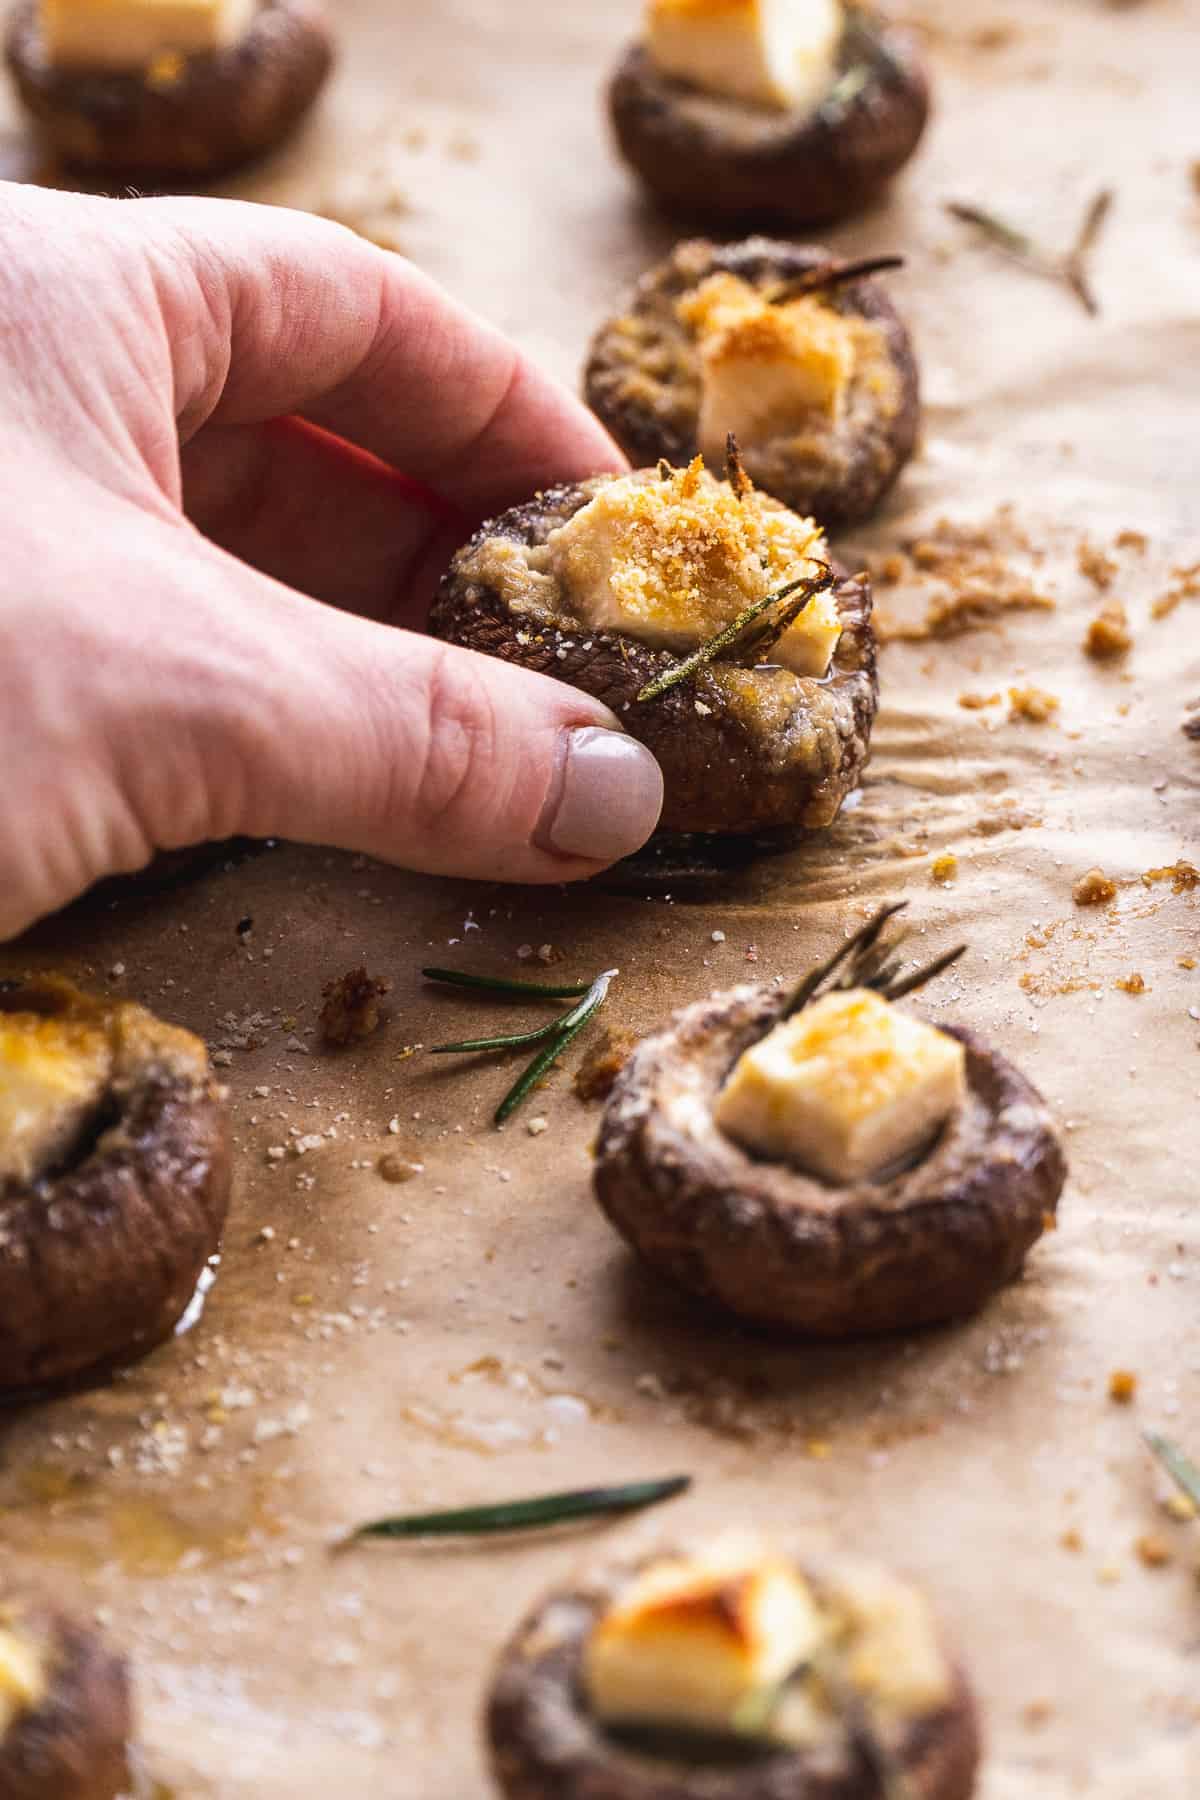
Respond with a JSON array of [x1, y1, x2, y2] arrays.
[[644, 0, 843, 112], [40, 0, 257, 69]]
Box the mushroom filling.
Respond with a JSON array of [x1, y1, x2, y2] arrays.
[[457, 460, 842, 680], [644, 0, 844, 116], [676, 272, 900, 483], [0, 1615, 49, 1741], [583, 1538, 952, 1759], [714, 988, 967, 1184], [0, 981, 209, 1191], [38, 0, 259, 72]]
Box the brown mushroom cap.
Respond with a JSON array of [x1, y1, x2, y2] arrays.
[[584, 238, 920, 533], [428, 475, 878, 839], [607, 15, 930, 232], [593, 984, 1066, 1336], [0, 1596, 132, 1800], [487, 1546, 981, 1800], [0, 980, 231, 1390], [4, 0, 333, 180]]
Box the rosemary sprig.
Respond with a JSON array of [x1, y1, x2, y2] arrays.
[[636, 568, 834, 704], [1144, 1432, 1200, 1509], [767, 255, 906, 307], [782, 903, 966, 1021], [422, 967, 593, 1000], [495, 968, 618, 1125], [945, 189, 1114, 317], [820, 5, 905, 121], [341, 1474, 691, 1544], [430, 1015, 573, 1056]]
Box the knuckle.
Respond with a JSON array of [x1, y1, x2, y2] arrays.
[[407, 644, 501, 836]]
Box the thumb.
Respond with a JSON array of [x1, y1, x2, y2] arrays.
[[193, 559, 665, 885]]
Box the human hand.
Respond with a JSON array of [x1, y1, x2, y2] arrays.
[[0, 181, 663, 943]]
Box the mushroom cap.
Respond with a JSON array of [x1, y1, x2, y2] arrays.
[[0, 1596, 132, 1800], [584, 238, 920, 533], [428, 476, 878, 839], [0, 981, 231, 1390], [4, 0, 333, 179], [607, 17, 931, 232], [487, 1544, 982, 1800], [593, 984, 1066, 1336]]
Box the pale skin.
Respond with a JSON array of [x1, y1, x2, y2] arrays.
[[0, 181, 665, 944]]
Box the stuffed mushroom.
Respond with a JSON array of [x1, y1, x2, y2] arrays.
[[0, 977, 231, 1389], [487, 1532, 981, 1800], [608, 1, 931, 232], [429, 456, 878, 841], [5, 0, 333, 181], [0, 1592, 132, 1800], [593, 906, 1066, 1335], [585, 238, 919, 533]]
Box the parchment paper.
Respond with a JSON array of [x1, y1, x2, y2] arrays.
[[2, 2, 1199, 1795]]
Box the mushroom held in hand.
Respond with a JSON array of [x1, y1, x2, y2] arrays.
[[585, 238, 919, 532], [0, 978, 231, 1389], [430, 455, 877, 841], [608, 1, 931, 231], [0, 1593, 132, 1800], [5, 0, 334, 180], [487, 1533, 981, 1800], [593, 907, 1066, 1335]]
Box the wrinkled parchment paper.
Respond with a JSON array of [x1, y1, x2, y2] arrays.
[[2, 1, 1199, 1794]]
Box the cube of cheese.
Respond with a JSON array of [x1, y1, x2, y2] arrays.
[[0, 1625, 47, 1739], [714, 988, 966, 1183], [679, 273, 858, 468], [646, 0, 843, 114], [40, 0, 258, 71], [0, 1011, 113, 1185], [585, 1539, 826, 1737], [545, 462, 841, 679]]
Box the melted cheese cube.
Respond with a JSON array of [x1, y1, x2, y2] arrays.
[[0, 1012, 113, 1186], [585, 1541, 825, 1736], [680, 274, 858, 465], [545, 463, 841, 679], [715, 988, 966, 1183], [0, 1624, 47, 1737], [646, 0, 843, 113], [40, 0, 257, 70]]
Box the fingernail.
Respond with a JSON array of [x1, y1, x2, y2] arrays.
[[537, 727, 664, 864]]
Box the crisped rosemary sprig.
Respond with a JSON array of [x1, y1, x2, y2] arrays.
[[339, 1474, 690, 1545], [945, 189, 1113, 317], [767, 255, 906, 307], [1144, 1432, 1200, 1509], [422, 967, 593, 1000], [495, 968, 618, 1125], [636, 568, 834, 704], [783, 903, 967, 1021]]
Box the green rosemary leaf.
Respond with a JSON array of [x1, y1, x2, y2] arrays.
[[946, 189, 1112, 318], [636, 569, 833, 705], [429, 1016, 571, 1056], [421, 967, 593, 1000], [883, 941, 968, 1001], [820, 60, 872, 117], [344, 1474, 691, 1542], [494, 968, 619, 1125], [782, 903, 908, 1018], [946, 200, 1040, 261], [1144, 1432, 1200, 1509], [768, 255, 906, 307]]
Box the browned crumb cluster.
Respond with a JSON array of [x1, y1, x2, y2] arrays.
[[1084, 601, 1133, 660], [959, 691, 1002, 710], [573, 1027, 636, 1103], [1009, 685, 1060, 724], [1115, 972, 1147, 995], [1073, 867, 1117, 906], [931, 852, 959, 883], [319, 967, 390, 1047], [1115, 529, 1149, 553], [1108, 1369, 1138, 1404], [1077, 540, 1118, 589], [1134, 1534, 1172, 1570], [1152, 560, 1200, 620], [1142, 861, 1199, 894], [872, 512, 1056, 642]]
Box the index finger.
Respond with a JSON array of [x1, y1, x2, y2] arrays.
[[139, 194, 626, 515]]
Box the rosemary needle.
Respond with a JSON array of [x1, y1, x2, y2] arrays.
[[430, 1014, 573, 1056], [637, 571, 832, 704], [422, 967, 593, 1000], [1144, 1432, 1200, 1509], [495, 968, 618, 1125], [342, 1474, 691, 1543]]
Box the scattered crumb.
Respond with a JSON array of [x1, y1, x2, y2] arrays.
[[574, 1028, 637, 1102], [320, 968, 390, 1047], [1115, 972, 1147, 995], [1060, 1527, 1084, 1552], [1073, 868, 1116, 906], [1115, 529, 1148, 553], [1179, 956, 1197, 971], [1142, 861, 1198, 894], [1108, 1370, 1138, 1404], [1134, 1534, 1172, 1570], [526, 1116, 549, 1137], [958, 691, 1002, 710], [1152, 560, 1200, 620], [378, 1153, 424, 1184], [873, 514, 1055, 642], [1084, 601, 1133, 660], [1023, 1700, 1054, 1729], [931, 852, 959, 884], [1163, 1491, 1197, 1524], [876, 552, 908, 585], [1192, 161, 1200, 198], [1009, 685, 1060, 723], [1077, 540, 1118, 589]]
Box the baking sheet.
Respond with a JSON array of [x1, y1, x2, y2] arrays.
[[2, 1, 1199, 1794]]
